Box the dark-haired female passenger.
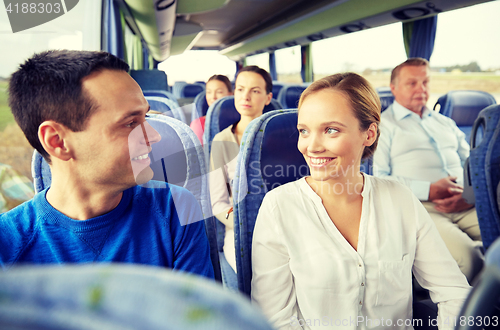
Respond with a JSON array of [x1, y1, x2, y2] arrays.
[[251, 73, 470, 329], [209, 66, 272, 273], [190, 75, 233, 144]]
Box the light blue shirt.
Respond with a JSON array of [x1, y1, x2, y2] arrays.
[[373, 101, 470, 200]]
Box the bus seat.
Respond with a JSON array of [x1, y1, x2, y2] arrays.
[[173, 81, 188, 99], [130, 69, 169, 92], [455, 236, 500, 330], [182, 83, 205, 98], [467, 104, 500, 250], [146, 96, 187, 124], [191, 91, 209, 123], [174, 83, 205, 99], [203, 96, 282, 160], [0, 264, 273, 330], [32, 115, 222, 283], [143, 89, 179, 105], [232, 109, 308, 295], [433, 90, 496, 143], [376, 86, 395, 112], [276, 85, 306, 108], [272, 81, 285, 100]]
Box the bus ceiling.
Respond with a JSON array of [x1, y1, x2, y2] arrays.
[[113, 0, 493, 63]]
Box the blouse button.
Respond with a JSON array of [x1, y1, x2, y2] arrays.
[[359, 301, 362, 305], [361, 283, 364, 286], [358, 264, 362, 267]]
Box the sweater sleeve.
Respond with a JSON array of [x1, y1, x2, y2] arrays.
[[0, 202, 37, 270], [169, 185, 215, 280]]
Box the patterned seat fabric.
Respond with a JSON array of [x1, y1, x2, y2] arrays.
[[468, 104, 500, 250], [276, 85, 307, 109], [232, 109, 308, 295], [0, 264, 273, 330], [146, 96, 187, 124]]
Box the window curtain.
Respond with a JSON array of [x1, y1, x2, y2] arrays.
[[102, 0, 125, 60], [403, 16, 438, 61]]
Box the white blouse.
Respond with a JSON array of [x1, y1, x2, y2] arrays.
[[251, 174, 470, 330]]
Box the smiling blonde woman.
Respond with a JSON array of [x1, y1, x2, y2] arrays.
[[251, 73, 470, 330]]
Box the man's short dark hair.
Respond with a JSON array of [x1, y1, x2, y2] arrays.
[[237, 65, 273, 94], [390, 57, 429, 85], [8, 50, 129, 162]]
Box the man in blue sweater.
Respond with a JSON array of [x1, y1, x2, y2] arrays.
[[0, 50, 214, 279]]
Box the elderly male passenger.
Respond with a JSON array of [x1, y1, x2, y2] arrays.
[[373, 58, 483, 283], [0, 50, 214, 278]]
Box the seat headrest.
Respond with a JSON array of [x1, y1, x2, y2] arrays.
[[278, 85, 306, 108], [145, 119, 188, 186], [130, 69, 168, 92], [217, 96, 282, 132], [272, 82, 285, 100], [437, 90, 497, 126], [376, 87, 395, 112], [194, 91, 209, 118], [259, 111, 309, 191], [183, 84, 205, 98]]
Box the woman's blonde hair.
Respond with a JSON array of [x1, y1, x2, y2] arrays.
[[298, 72, 381, 159]]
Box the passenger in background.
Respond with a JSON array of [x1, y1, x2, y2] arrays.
[[373, 58, 483, 283], [0, 50, 214, 279], [210, 66, 272, 273], [190, 75, 233, 144], [252, 73, 470, 330]]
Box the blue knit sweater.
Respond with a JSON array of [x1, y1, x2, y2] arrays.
[[0, 182, 214, 279]]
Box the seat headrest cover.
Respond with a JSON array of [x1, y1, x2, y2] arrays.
[[218, 97, 282, 132], [259, 112, 309, 191], [183, 84, 205, 98], [440, 90, 497, 126]]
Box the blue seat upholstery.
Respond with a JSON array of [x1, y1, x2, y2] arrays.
[[455, 237, 500, 330], [130, 69, 169, 92], [276, 85, 306, 108], [32, 115, 221, 282], [172, 81, 188, 99], [272, 81, 285, 100], [183, 84, 205, 98], [145, 96, 187, 124], [202, 97, 282, 291], [191, 91, 209, 123], [467, 104, 500, 250], [143, 90, 179, 105], [0, 264, 273, 330], [434, 90, 496, 143], [174, 82, 205, 99], [231, 109, 309, 295], [203, 96, 283, 160], [376, 86, 395, 112]]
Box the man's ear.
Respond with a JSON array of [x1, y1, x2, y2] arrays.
[[390, 82, 397, 95], [38, 121, 73, 161], [363, 123, 378, 147]]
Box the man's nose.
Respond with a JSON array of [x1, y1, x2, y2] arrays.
[[417, 82, 427, 92], [141, 121, 161, 146]]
